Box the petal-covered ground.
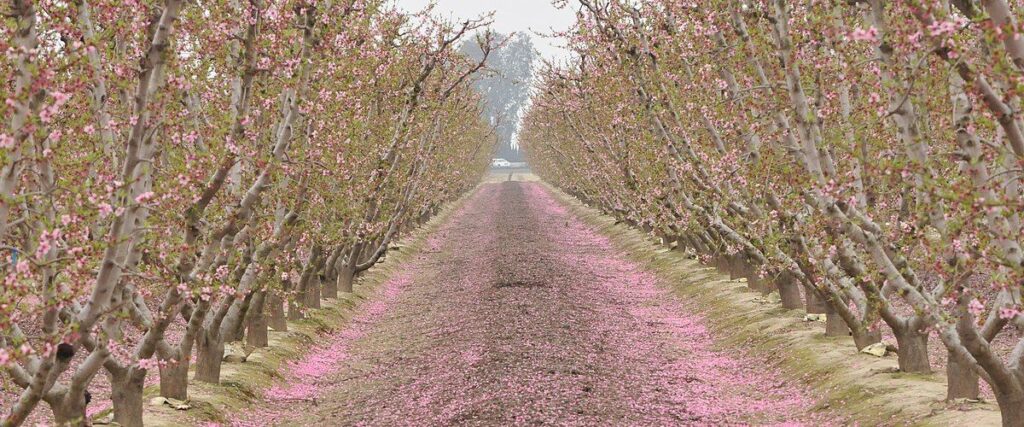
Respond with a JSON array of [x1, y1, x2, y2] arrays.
[[234, 182, 838, 426]]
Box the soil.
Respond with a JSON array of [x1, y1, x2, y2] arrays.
[[234, 181, 836, 426]]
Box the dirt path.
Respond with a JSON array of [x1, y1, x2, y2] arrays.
[[234, 182, 837, 426]]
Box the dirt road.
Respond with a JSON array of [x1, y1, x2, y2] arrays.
[[235, 182, 835, 426]]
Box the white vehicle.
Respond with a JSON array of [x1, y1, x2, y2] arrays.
[[491, 158, 512, 168]]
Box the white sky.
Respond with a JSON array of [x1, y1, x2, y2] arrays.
[[392, 0, 578, 62]]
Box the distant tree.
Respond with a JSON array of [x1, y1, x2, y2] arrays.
[[462, 33, 537, 162]]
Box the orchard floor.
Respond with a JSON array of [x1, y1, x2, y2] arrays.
[[233, 180, 837, 426]]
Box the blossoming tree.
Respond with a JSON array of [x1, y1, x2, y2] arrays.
[[0, 1, 493, 426], [522, 1, 1024, 425]]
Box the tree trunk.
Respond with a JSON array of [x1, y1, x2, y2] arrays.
[[337, 262, 356, 294], [995, 389, 1024, 427], [247, 290, 269, 348], [304, 247, 324, 309], [712, 253, 731, 273], [288, 288, 304, 321], [672, 235, 689, 252], [946, 350, 980, 400], [194, 332, 225, 384], [776, 270, 804, 309], [287, 271, 304, 321], [323, 256, 339, 299], [50, 392, 88, 427], [225, 292, 254, 342], [824, 303, 850, 337], [111, 371, 145, 427], [754, 272, 774, 295], [159, 359, 189, 400], [268, 291, 287, 331], [322, 273, 338, 299], [741, 258, 769, 294], [893, 328, 932, 373], [727, 253, 745, 281], [852, 328, 883, 351], [305, 273, 322, 309], [805, 288, 828, 314]]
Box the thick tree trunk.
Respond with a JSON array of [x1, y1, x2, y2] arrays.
[[287, 271, 304, 321], [337, 262, 356, 294], [776, 270, 804, 309], [727, 253, 745, 281], [159, 359, 189, 400], [713, 253, 731, 273], [322, 255, 339, 299], [304, 247, 324, 309], [305, 273, 322, 309], [111, 371, 145, 427], [995, 389, 1024, 427], [805, 288, 828, 314], [268, 291, 287, 331], [754, 272, 774, 295], [288, 284, 304, 320], [224, 292, 254, 342], [945, 350, 980, 400], [739, 257, 769, 294], [322, 272, 338, 299], [194, 332, 225, 384], [247, 290, 269, 348], [893, 328, 932, 373], [50, 393, 88, 427], [824, 303, 850, 337], [852, 328, 883, 351]]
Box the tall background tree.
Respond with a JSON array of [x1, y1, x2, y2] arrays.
[[462, 33, 537, 162]]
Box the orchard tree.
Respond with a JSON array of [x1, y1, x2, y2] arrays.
[[521, 0, 1024, 425]]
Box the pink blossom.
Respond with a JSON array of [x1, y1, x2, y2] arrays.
[[98, 202, 113, 217], [927, 20, 959, 37], [134, 191, 156, 203], [968, 298, 986, 317], [998, 306, 1021, 320], [849, 26, 879, 43], [137, 357, 160, 370]]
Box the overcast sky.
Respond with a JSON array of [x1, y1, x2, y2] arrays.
[[392, 0, 578, 62]]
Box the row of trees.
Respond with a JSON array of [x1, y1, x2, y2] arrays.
[[521, 0, 1024, 425], [1, 1, 493, 426]]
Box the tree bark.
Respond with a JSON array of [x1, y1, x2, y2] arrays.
[[159, 359, 189, 400], [776, 270, 804, 309], [194, 332, 224, 384], [893, 327, 932, 373], [306, 273, 322, 309], [852, 328, 883, 351], [322, 249, 341, 299], [288, 289, 304, 321], [995, 389, 1024, 427], [824, 303, 850, 337], [946, 349, 980, 400], [337, 261, 356, 294], [246, 290, 269, 348], [727, 253, 745, 281], [303, 246, 324, 309], [49, 393, 88, 427], [268, 291, 287, 331], [322, 272, 338, 299], [110, 371, 145, 427], [805, 288, 828, 314]]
